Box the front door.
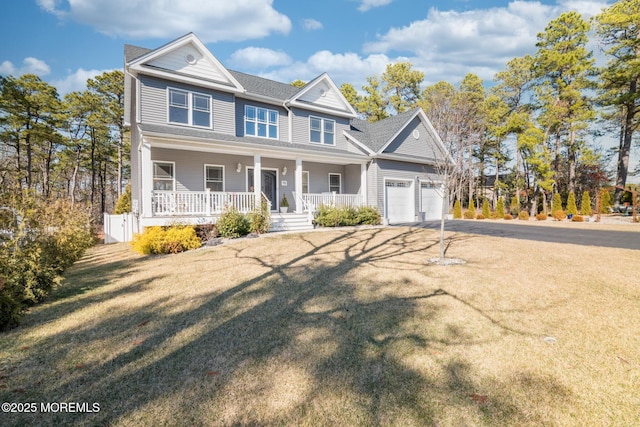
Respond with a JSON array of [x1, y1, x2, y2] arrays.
[[248, 168, 277, 210]]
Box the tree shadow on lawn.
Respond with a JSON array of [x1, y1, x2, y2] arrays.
[[2, 228, 573, 426]]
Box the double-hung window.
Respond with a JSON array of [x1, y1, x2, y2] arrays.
[[245, 105, 278, 139], [153, 162, 174, 191], [310, 116, 335, 145], [168, 88, 211, 128], [205, 165, 224, 192]]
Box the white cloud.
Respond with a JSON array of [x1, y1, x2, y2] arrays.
[[0, 57, 51, 77], [361, 0, 608, 83], [302, 18, 323, 31], [228, 47, 292, 69], [357, 0, 393, 12], [51, 68, 110, 95], [37, 0, 291, 42]]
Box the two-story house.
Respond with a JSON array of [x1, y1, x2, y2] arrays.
[[125, 33, 450, 232]]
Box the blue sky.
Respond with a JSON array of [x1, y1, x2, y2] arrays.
[[2, 0, 611, 94]]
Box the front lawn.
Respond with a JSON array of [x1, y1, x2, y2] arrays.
[[1, 227, 638, 426]]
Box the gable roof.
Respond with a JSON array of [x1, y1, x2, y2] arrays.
[[344, 107, 452, 164], [288, 73, 357, 118], [126, 33, 244, 93]]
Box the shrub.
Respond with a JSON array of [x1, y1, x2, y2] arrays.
[[476, 213, 485, 220], [489, 211, 500, 220], [552, 192, 563, 213], [468, 198, 476, 218], [280, 194, 289, 208], [356, 206, 381, 225], [114, 184, 132, 214], [566, 191, 578, 216], [536, 213, 547, 221], [504, 214, 513, 220], [571, 215, 584, 222], [463, 210, 475, 219], [248, 197, 271, 234], [510, 196, 520, 215], [194, 224, 218, 242], [581, 191, 592, 216], [482, 198, 491, 218], [518, 211, 530, 221], [496, 196, 505, 218], [453, 200, 462, 219], [314, 205, 380, 227], [217, 207, 250, 238], [552, 210, 567, 221], [599, 189, 612, 213], [131, 225, 201, 255]]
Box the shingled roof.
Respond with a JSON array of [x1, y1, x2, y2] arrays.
[[346, 108, 422, 153]]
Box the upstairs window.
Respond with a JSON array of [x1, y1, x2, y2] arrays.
[[310, 116, 335, 145], [168, 88, 211, 128], [245, 105, 278, 139]]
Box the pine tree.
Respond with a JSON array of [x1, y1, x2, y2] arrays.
[[482, 198, 491, 218], [566, 191, 578, 215], [496, 196, 505, 218], [453, 199, 462, 219], [581, 191, 592, 216], [467, 198, 476, 218], [552, 192, 564, 213]]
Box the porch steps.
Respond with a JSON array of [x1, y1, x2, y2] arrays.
[[270, 212, 314, 233]]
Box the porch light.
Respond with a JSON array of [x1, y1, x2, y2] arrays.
[[282, 166, 287, 176], [236, 163, 242, 173]]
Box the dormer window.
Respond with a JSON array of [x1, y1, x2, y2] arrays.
[[168, 88, 211, 128], [245, 105, 278, 139], [310, 116, 335, 145]]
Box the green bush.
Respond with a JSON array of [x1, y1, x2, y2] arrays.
[[510, 196, 520, 215], [131, 225, 202, 255], [468, 198, 476, 218], [496, 196, 505, 218], [314, 205, 380, 227], [566, 191, 577, 216], [248, 197, 271, 234], [580, 191, 592, 216], [518, 211, 530, 221], [216, 207, 250, 238], [114, 184, 132, 214], [599, 189, 612, 213], [552, 192, 563, 213], [482, 198, 490, 218], [453, 200, 462, 219]]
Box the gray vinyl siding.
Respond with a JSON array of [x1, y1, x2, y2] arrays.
[[151, 148, 253, 192], [374, 159, 441, 218], [138, 75, 235, 135], [302, 162, 345, 193], [234, 98, 288, 142], [344, 164, 361, 194], [383, 117, 439, 158], [290, 107, 351, 151]]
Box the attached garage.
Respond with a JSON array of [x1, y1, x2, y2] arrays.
[[420, 182, 443, 220], [384, 179, 415, 223]]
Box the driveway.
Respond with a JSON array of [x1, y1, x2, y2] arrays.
[[402, 220, 640, 250]]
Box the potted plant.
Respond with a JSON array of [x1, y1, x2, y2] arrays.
[[280, 194, 289, 213]]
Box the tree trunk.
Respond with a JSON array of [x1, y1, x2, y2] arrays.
[[614, 87, 635, 204]]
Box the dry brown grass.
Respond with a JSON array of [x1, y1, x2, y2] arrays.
[[1, 227, 639, 426]]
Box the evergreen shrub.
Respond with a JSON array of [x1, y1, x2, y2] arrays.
[[216, 207, 250, 238], [581, 191, 592, 216], [536, 213, 547, 221], [453, 200, 462, 219], [518, 211, 530, 221]]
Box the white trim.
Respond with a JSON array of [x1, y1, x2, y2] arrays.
[[167, 86, 212, 129], [204, 164, 225, 192], [328, 172, 342, 194], [152, 160, 176, 191], [343, 131, 375, 155], [288, 73, 357, 118]]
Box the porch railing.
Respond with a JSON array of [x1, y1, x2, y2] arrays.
[[152, 190, 258, 216], [301, 192, 365, 211]]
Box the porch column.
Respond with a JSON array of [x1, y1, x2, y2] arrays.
[[361, 162, 368, 206], [141, 142, 153, 217], [295, 158, 303, 213], [254, 154, 262, 208]]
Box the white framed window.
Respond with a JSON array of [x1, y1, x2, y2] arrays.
[[204, 164, 224, 192], [302, 171, 310, 194], [168, 87, 211, 128], [329, 173, 341, 194], [310, 116, 335, 145], [153, 161, 175, 191], [245, 105, 278, 139]]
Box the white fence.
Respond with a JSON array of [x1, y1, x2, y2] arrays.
[[104, 213, 134, 243]]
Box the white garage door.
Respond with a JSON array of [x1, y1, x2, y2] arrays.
[[420, 182, 443, 220], [385, 179, 414, 223]]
